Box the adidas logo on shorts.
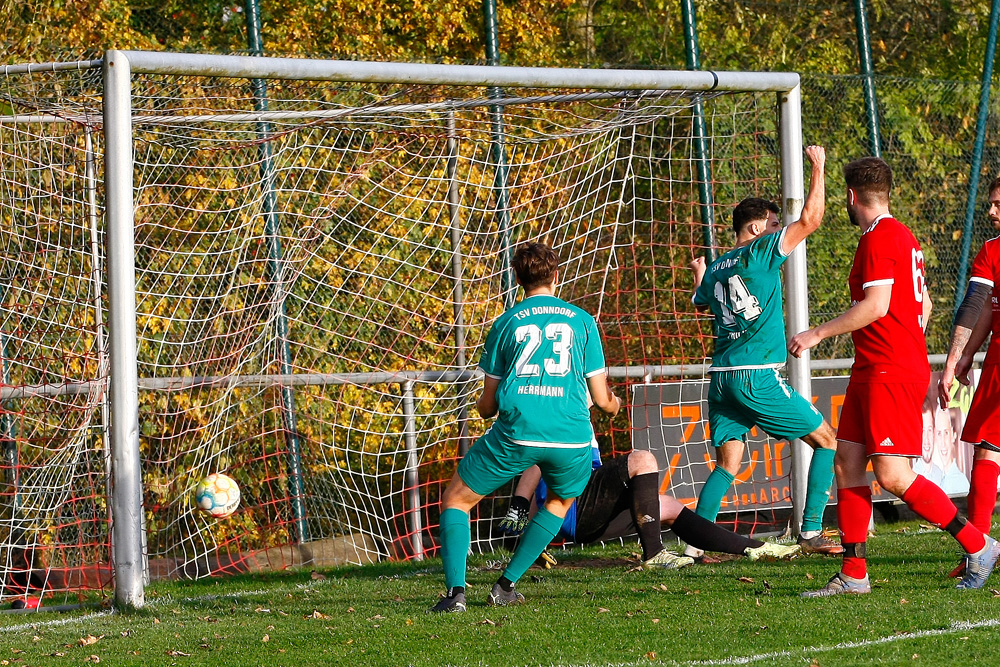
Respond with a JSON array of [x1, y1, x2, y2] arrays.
[[878, 437, 894, 448]]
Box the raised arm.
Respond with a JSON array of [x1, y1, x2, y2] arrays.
[[688, 256, 709, 311], [780, 145, 826, 255], [788, 283, 891, 357]]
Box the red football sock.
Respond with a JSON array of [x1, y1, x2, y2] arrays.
[[968, 459, 1000, 535], [903, 474, 987, 554], [837, 486, 871, 579]]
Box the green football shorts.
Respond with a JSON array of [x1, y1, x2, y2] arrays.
[[707, 368, 823, 447], [458, 425, 593, 499]]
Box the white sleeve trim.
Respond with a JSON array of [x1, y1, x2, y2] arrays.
[[970, 276, 995, 288], [862, 278, 894, 289], [776, 227, 791, 257], [584, 368, 607, 378], [481, 370, 502, 380]]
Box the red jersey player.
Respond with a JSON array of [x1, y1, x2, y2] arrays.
[[789, 157, 999, 595], [938, 177, 1000, 565]]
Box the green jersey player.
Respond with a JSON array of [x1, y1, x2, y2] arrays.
[[687, 145, 842, 557], [430, 242, 620, 613]]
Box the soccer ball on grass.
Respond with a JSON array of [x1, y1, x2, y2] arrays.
[[195, 473, 241, 518]]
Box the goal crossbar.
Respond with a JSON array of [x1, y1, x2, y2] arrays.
[[115, 50, 800, 92]]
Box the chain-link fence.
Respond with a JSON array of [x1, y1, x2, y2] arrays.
[[800, 73, 1000, 360]]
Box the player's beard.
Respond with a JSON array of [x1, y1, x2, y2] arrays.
[[847, 206, 861, 227]]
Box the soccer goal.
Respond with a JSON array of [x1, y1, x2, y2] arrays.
[[0, 52, 810, 608]]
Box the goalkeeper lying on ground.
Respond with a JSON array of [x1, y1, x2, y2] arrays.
[[501, 444, 799, 567]]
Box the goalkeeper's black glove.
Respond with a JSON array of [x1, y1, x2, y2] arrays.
[[498, 496, 531, 535]]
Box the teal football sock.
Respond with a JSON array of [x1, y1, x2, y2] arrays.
[[801, 447, 835, 534], [501, 507, 563, 584], [439, 507, 470, 590], [695, 467, 736, 523]]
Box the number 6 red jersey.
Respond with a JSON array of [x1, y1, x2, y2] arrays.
[[848, 214, 930, 384]]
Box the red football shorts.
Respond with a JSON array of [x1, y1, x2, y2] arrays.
[[837, 380, 925, 457], [963, 358, 1000, 448]]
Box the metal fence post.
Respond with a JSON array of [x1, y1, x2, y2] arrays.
[[482, 0, 516, 308], [447, 112, 472, 457], [853, 0, 882, 157], [402, 381, 424, 560], [681, 0, 717, 261], [244, 0, 310, 544], [954, 0, 1000, 314]]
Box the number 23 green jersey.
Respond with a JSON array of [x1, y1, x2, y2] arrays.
[[693, 229, 791, 370], [478, 294, 607, 447]]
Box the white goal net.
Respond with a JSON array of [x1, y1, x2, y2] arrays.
[[0, 53, 805, 607]]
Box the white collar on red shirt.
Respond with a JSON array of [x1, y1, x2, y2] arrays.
[[863, 212, 893, 234]]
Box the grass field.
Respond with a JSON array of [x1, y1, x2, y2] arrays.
[[2, 518, 1000, 666]]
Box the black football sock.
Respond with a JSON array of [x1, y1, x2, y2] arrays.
[[670, 506, 754, 555], [629, 472, 664, 560]]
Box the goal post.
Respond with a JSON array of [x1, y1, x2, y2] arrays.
[[0, 51, 810, 610]]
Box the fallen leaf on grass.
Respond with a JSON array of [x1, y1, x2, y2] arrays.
[[262, 635, 269, 643], [406, 618, 414, 626], [645, 651, 657, 660], [738, 577, 754, 583], [311, 571, 326, 580], [805, 573, 814, 580], [310, 610, 330, 619], [165, 650, 190, 656], [79, 635, 101, 646], [597, 608, 610, 613], [85, 655, 100, 663], [479, 619, 496, 626], [900, 598, 909, 605]]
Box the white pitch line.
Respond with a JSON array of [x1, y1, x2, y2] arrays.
[[0, 579, 334, 635], [687, 618, 1000, 665], [0, 609, 115, 634]]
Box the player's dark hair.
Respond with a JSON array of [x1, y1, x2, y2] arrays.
[[989, 176, 1000, 196], [732, 197, 780, 235], [844, 157, 892, 205], [513, 242, 560, 291]]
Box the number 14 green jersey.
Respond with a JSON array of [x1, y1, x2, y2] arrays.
[[694, 229, 791, 370]]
